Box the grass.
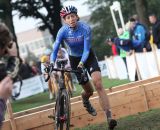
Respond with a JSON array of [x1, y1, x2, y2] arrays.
[[11, 92, 53, 112], [11, 76, 130, 112], [75, 109, 160, 130]]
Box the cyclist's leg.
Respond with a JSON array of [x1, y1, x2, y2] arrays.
[[69, 55, 94, 98], [81, 82, 93, 99], [67, 73, 77, 92], [66, 73, 74, 91], [71, 73, 77, 91], [69, 54, 97, 116], [48, 78, 54, 99], [64, 72, 73, 97], [64, 73, 71, 91], [64, 73, 72, 97], [51, 80, 57, 98], [86, 49, 117, 129], [91, 71, 110, 112], [51, 73, 59, 98], [69, 55, 93, 95]]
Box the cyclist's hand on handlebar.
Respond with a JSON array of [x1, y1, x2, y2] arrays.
[[44, 62, 55, 82], [49, 62, 54, 74], [77, 62, 86, 74], [77, 63, 88, 83], [44, 62, 54, 74], [44, 66, 50, 73], [77, 66, 83, 74], [77, 61, 84, 69], [50, 62, 55, 68]]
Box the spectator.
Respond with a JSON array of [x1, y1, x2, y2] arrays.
[[18, 59, 33, 79], [106, 36, 132, 53], [105, 38, 119, 56], [117, 28, 131, 66], [41, 48, 58, 99], [36, 60, 42, 75], [55, 47, 76, 95], [132, 14, 151, 52], [129, 17, 151, 81], [129, 18, 145, 52], [0, 22, 18, 127], [132, 14, 139, 22], [0, 77, 13, 126], [106, 27, 132, 76], [149, 28, 157, 50], [149, 13, 160, 49], [29, 61, 40, 75], [129, 18, 151, 52], [55, 47, 71, 68]]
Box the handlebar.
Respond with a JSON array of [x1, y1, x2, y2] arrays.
[[44, 65, 81, 82]]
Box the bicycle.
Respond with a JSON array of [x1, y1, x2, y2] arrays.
[[45, 59, 81, 130]]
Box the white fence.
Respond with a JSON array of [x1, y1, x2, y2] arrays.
[[105, 50, 160, 81]]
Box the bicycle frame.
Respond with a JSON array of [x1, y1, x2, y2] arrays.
[[46, 60, 79, 130]]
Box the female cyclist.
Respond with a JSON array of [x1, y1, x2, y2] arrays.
[[50, 5, 117, 130]]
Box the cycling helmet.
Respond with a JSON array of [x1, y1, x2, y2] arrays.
[[40, 55, 48, 63], [60, 5, 78, 18]]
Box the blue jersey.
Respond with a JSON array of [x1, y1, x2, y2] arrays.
[[50, 21, 91, 64], [132, 23, 146, 48]]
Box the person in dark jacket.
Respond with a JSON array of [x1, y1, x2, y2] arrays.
[[129, 18, 148, 52], [18, 59, 33, 79], [149, 13, 160, 49]]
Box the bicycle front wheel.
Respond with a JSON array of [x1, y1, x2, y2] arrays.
[[55, 89, 71, 130], [60, 89, 71, 130]]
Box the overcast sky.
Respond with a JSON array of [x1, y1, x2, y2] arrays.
[[13, 0, 91, 34]]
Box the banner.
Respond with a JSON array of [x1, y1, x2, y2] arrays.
[[156, 49, 160, 70], [105, 57, 118, 79], [126, 55, 136, 81], [106, 50, 160, 81], [136, 53, 150, 80], [113, 56, 128, 79], [145, 52, 159, 78], [13, 76, 45, 100], [98, 60, 108, 76]]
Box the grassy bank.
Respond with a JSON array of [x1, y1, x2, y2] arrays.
[[75, 108, 160, 130]]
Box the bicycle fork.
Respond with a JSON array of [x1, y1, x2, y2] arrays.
[[48, 93, 67, 123]]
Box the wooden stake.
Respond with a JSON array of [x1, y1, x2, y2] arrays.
[[152, 45, 160, 74], [133, 51, 142, 80], [6, 99, 17, 130], [139, 85, 149, 111]]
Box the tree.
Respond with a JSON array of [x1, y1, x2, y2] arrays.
[[25, 46, 38, 63], [147, 0, 160, 17], [0, 0, 19, 56], [135, 0, 149, 27], [12, 0, 62, 40]]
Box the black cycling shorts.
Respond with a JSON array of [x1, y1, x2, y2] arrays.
[[69, 49, 101, 85]]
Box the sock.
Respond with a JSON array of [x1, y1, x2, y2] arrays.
[[106, 109, 112, 120]]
